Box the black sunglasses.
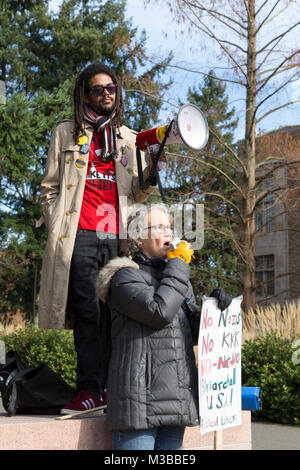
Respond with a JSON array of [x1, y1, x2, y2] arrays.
[[86, 84, 117, 97]]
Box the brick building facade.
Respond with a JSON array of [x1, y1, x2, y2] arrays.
[[254, 125, 300, 306]]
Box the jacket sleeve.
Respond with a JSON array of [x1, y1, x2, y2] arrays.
[[128, 129, 157, 202], [118, 125, 157, 202], [40, 125, 62, 215], [183, 284, 201, 345], [109, 258, 190, 329]]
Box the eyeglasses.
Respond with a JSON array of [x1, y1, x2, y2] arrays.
[[145, 224, 173, 233], [86, 84, 117, 96]]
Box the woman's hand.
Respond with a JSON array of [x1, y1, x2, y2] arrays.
[[210, 288, 232, 311], [167, 240, 194, 264]]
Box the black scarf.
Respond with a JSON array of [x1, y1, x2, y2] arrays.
[[84, 104, 117, 161]]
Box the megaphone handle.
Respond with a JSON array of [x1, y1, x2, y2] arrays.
[[149, 148, 166, 204], [147, 119, 174, 184], [136, 146, 145, 189], [136, 146, 166, 203]]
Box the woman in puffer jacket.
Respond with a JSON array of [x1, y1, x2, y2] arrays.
[[97, 203, 231, 450]]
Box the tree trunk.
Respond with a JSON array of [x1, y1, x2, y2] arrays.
[[241, 0, 256, 311]]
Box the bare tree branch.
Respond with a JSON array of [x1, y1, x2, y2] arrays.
[[255, 0, 281, 35], [257, 99, 300, 123], [256, 50, 300, 94], [147, 60, 245, 87], [255, 0, 271, 18], [166, 150, 245, 196], [178, 1, 249, 81], [209, 127, 248, 177], [185, 0, 247, 32], [257, 21, 300, 56], [256, 75, 298, 116]]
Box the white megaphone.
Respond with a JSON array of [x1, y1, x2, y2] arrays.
[[136, 103, 209, 154], [135, 103, 209, 196]]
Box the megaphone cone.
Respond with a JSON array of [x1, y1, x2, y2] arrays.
[[136, 104, 209, 152]]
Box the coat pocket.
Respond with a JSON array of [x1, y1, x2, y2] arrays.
[[44, 197, 61, 232]]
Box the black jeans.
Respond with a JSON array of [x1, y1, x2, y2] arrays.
[[68, 230, 119, 397]]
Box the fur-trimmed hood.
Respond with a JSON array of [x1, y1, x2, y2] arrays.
[[97, 256, 139, 303]]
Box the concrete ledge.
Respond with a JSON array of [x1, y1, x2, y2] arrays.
[[0, 411, 251, 450]]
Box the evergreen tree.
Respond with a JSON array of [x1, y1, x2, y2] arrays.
[[0, 0, 170, 321], [0, 81, 72, 320]]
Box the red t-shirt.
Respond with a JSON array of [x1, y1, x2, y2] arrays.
[[78, 130, 119, 234]]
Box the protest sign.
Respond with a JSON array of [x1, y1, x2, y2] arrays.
[[198, 296, 243, 435]]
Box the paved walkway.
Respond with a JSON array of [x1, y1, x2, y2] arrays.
[[252, 421, 300, 450]]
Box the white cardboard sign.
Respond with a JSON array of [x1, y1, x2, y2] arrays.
[[198, 296, 243, 435]]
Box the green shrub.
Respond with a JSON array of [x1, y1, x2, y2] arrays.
[[242, 332, 300, 426], [2, 328, 300, 425], [0, 326, 76, 388]]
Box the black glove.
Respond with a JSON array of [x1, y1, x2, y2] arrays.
[[210, 288, 232, 311], [183, 298, 201, 344]]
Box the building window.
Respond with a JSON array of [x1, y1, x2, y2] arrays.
[[255, 193, 275, 233], [255, 208, 263, 231], [255, 254, 275, 296], [265, 194, 275, 232]]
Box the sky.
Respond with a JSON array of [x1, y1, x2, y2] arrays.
[[48, 0, 300, 141]]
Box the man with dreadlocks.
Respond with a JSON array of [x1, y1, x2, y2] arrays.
[[37, 63, 158, 414]]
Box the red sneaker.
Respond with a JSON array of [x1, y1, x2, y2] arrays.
[[61, 390, 107, 415]]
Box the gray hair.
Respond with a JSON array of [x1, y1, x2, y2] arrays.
[[124, 203, 171, 257]]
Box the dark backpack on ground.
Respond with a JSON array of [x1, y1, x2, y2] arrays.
[[0, 350, 75, 416]]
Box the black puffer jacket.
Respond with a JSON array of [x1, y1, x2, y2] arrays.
[[97, 252, 199, 431]]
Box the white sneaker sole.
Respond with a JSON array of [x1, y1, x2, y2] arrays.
[[60, 405, 107, 415]]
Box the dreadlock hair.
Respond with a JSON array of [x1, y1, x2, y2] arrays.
[[73, 62, 124, 144]]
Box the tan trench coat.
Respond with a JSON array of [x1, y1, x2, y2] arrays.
[[37, 120, 156, 329]]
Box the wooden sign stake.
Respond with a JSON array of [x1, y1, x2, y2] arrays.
[[214, 430, 223, 450]]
